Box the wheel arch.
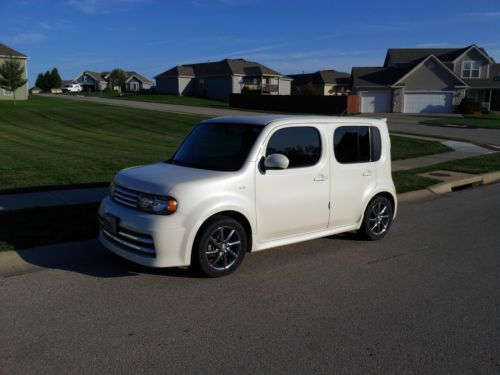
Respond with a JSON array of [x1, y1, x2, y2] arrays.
[[192, 210, 254, 255]]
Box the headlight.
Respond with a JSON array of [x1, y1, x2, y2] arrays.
[[137, 193, 177, 215]]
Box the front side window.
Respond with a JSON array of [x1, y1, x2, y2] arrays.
[[3, 89, 13, 96], [334, 126, 381, 164], [170, 122, 262, 171], [266, 126, 321, 168], [462, 61, 481, 78]]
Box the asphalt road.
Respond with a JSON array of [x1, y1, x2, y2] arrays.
[[1, 184, 499, 374]]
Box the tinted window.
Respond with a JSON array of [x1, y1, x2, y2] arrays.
[[266, 127, 321, 168], [170, 122, 262, 171], [334, 126, 380, 164]]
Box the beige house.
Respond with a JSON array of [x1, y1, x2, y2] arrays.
[[289, 70, 351, 96], [0, 43, 29, 101]]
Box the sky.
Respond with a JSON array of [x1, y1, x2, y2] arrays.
[[1, 0, 499, 85]]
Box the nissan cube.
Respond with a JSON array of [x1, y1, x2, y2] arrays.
[[98, 115, 397, 277]]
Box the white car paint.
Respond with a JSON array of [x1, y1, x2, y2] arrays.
[[98, 115, 397, 269]]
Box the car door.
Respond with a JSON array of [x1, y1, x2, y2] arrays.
[[330, 125, 379, 228], [255, 125, 330, 242]]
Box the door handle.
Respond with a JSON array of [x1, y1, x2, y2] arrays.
[[314, 175, 328, 182], [362, 170, 372, 177]]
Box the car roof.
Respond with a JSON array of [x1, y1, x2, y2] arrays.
[[202, 115, 387, 127]]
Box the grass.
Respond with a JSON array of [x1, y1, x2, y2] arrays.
[[390, 135, 452, 160], [0, 95, 205, 193], [393, 152, 500, 193], [0, 203, 99, 251], [0, 96, 459, 193], [420, 113, 500, 129], [75, 91, 229, 107]]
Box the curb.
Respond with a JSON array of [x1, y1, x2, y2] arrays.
[[398, 171, 500, 203]]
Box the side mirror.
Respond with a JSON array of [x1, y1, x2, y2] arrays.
[[264, 153, 289, 170]]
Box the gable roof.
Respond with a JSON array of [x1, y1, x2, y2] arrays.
[[289, 70, 351, 85], [0, 43, 27, 58], [78, 71, 106, 82], [125, 71, 152, 84], [383, 45, 493, 67], [155, 58, 284, 79], [392, 55, 467, 87]]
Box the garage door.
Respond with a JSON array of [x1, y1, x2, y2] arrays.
[[360, 91, 390, 113], [404, 92, 453, 113]]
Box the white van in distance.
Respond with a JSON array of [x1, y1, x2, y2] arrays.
[[99, 115, 397, 277], [62, 83, 82, 93]]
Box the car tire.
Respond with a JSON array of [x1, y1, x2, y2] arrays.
[[359, 196, 393, 241], [193, 216, 247, 277]]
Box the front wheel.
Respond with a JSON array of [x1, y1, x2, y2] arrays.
[[359, 196, 393, 240], [193, 216, 247, 277]]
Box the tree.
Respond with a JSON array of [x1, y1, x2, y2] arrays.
[[0, 57, 28, 105], [43, 71, 51, 90], [35, 72, 47, 90], [49, 67, 61, 89], [108, 68, 127, 93]]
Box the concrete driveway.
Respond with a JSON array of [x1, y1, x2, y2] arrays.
[[359, 113, 500, 146]]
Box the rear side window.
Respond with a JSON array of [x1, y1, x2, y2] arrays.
[[334, 126, 382, 164], [266, 126, 321, 168]]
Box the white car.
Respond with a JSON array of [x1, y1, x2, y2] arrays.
[[62, 83, 82, 93], [99, 115, 397, 277]]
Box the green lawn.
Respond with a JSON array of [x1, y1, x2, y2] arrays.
[[420, 113, 500, 129], [0, 96, 205, 192], [75, 91, 229, 107], [0, 96, 465, 193], [393, 153, 500, 193], [390, 135, 452, 160]]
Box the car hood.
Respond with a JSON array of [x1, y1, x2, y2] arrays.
[[114, 162, 228, 195]]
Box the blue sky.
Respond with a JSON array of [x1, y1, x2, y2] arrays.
[[1, 0, 499, 85]]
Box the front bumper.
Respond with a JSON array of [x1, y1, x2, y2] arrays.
[[98, 196, 191, 268]]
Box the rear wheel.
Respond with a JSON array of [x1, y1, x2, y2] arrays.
[[193, 216, 247, 277], [359, 196, 393, 240]]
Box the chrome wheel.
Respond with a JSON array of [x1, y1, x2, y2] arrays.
[[205, 225, 242, 271], [359, 196, 393, 241], [368, 201, 390, 236]]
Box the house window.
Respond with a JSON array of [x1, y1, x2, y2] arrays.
[[462, 61, 481, 78], [3, 89, 13, 96]]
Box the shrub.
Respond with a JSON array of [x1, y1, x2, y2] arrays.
[[459, 97, 487, 114]]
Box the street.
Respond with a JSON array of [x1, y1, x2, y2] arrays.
[[1, 184, 498, 374]]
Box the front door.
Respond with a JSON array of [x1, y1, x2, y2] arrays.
[[255, 126, 330, 242]]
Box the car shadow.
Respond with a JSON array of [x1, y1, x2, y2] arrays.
[[12, 239, 202, 279]]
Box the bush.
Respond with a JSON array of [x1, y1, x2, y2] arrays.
[[459, 97, 488, 114]]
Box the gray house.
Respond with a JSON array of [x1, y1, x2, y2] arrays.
[[74, 70, 152, 92], [289, 70, 351, 96], [155, 58, 292, 101], [352, 45, 500, 113]]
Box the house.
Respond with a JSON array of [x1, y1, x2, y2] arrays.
[[30, 86, 42, 94], [155, 58, 292, 101], [289, 70, 351, 96], [0, 43, 29, 101], [73, 70, 152, 92], [351, 45, 500, 113], [73, 71, 108, 91]]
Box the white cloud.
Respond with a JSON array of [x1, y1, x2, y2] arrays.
[[3, 32, 46, 44], [65, 0, 144, 14], [468, 11, 500, 17]]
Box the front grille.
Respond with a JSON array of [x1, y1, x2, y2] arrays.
[[112, 184, 140, 208], [101, 222, 156, 257]]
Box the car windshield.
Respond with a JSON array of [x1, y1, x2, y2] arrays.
[[168, 122, 263, 171]]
